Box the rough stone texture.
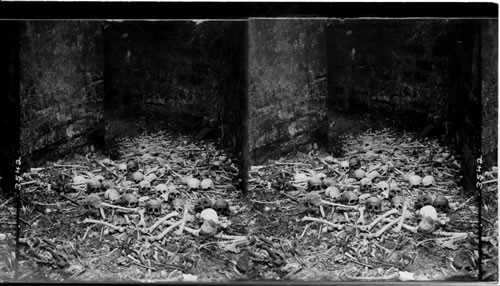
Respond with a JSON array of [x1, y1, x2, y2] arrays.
[[0, 21, 20, 196], [20, 21, 105, 167], [325, 19, 452, 129], [103, 21, 247, 154], [325, 19, 487, 192], [481, 19, 498, 171], [248, 19, 328, 164]]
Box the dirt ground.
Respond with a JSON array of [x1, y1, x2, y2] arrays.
[[0, 120, 495, 282]]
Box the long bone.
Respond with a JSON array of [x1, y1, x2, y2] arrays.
[[83, 218, 125, 233], [359, 208, 398, 232], [364, 216, 400, 239], [301, 216, 344, 230], [141, 211, 179, 234]]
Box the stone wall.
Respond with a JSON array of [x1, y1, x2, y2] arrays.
[[325, 19, 488, 191], [20, 21, 105, 168], [248, 19, 328, 164], [481, 19, 498, 171], [325, 19, 454, 129], [103, 21, 247, 154]]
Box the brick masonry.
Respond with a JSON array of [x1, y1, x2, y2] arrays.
[[19, 21, 105, 167], [248, 19, 328, 164]]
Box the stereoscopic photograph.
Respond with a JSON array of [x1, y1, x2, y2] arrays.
[[0, 3, 497, 283]]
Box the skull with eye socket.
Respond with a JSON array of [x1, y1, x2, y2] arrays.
[[391, 195, 405, 211], [339, 161, 350, 173], [118, 163, 128, 176], [146, 199, 162, 216], [171, 198, 186, 215], [365, 197, 381, 213], [376, 181, 389, 193], [167, 189, 181, 202], [126, 159, 139, 174], [342, 191, 358, 205], [213, 199, 230, 216], [388, 188, 403, 199], [360, 178, 373, 192], [194, 197, 213, 213], [138, 180, 152, 194], [415, 194, 433, 210], [349, 157, 361, 171], [121, 193, 138, 208]]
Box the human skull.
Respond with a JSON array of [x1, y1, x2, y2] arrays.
[[213, 199, 230, 216], [391, 195, 405, 211], [354, 169, 366, 180], [433, 195, 449, 213], [360, 178, 373, 192], [139, 180, 152, 194], [200, 208, 219, 225], [409, 175, 422, 187], [186, 178, 201, 190], [118, 163, 127, 176], [104, 188, 120, 202], [419, 205, 438, 225], [123, 193, 138, 208], [132, 171, 144, 183], [94, 175, 105, 183], [172, 198, 186, 214], [349, 157, 361, 171], [325, 186, 341, 201], [389, 188, 403, 199], [415, 194, 433, 210], [200, 178, 214, 190], [343, 191, 358, 205], [126, 159, 139, 174], [322, 177, 336, 187], [102, 180, 116, 191], [87, 178, 102, 193], [307, 175, 323, 190], [195, 197, 213, 213], [422, 175, 435, 187], [340, 161, 350, 173], [365, 197, 381, 213], [168, 189, 181, 202], [155, 184, 168, 194], [376, 181, 389, 193], [73, 175, 88, 185], [146, 199, 162, 216]]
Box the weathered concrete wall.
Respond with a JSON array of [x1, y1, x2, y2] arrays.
[[20, 21, 105, 167], [103, 21, 247, 154], [481, 19, 498, 171], [248, 19, 328, 164]]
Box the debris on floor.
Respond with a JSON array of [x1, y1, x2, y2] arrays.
[[9, 127, 488, 281]]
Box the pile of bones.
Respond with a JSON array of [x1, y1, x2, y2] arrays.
[[251, 128, 474, 242]]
